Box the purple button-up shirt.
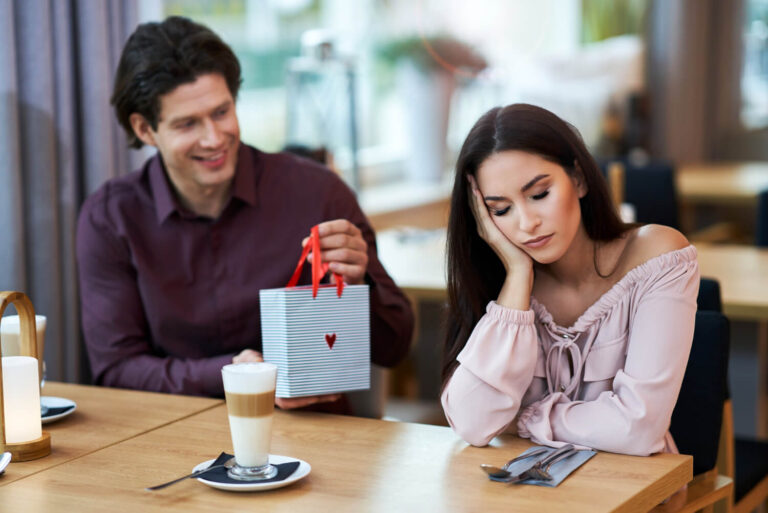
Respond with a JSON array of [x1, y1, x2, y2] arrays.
[[76, 144, 413, 396]]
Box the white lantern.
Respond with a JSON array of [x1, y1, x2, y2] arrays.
[[0, 291, 51, 461], [2, 356, 42, 443]]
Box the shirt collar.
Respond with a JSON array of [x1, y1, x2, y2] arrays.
[[230, 143, 257, 207], [149, 142, 257, 224], [149, 154, 177, 224]]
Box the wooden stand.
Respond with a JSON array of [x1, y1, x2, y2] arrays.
[[0, 291, 52, 461], [4, 431, 51, 461]]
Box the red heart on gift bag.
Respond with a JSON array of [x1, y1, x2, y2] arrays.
[[325, 333, 336, 349]]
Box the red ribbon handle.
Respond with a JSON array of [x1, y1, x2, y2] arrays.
[[286, 225, 344, 298]]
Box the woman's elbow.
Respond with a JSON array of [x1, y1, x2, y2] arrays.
[[452, 420, 495, 447], [441, 395, 502, 447], [599, 420, 667, 456]]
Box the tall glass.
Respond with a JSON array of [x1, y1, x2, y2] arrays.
[[221, 362, 278, 481]]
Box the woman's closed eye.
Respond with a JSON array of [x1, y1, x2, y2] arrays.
[[531, 190, 550, 200], [491, 206, 510, 217]]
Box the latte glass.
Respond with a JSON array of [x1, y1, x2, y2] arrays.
[[221, 362, 278, 481]]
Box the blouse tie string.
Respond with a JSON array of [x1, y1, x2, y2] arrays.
[[545, 331, 583, 398]]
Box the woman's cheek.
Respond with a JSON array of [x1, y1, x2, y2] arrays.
[[491, 216, 517, 243]]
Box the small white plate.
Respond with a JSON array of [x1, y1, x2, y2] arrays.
[[192, 454, 310, 492], [41, 396, 77, 424]]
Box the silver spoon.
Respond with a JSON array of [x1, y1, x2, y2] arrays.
[[480, 446, 549, 477], [145, 457, 235, 491], [0, 452, 11, 475]]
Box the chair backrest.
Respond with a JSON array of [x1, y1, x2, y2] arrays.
[[756, 188, 768, 247], [669, 310, 730, 476], [600, 158, 680, 229], [697, 277, 723, 313]]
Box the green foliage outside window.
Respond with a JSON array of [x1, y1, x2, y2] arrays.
[[581, 0, 648, 43]]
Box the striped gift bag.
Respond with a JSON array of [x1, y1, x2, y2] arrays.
[[260, 225, 370, 398]]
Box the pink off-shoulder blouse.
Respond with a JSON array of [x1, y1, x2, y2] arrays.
[[441, 245, 700, 455]]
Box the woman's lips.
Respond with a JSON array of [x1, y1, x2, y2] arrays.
[[523, 234, 553, 248]]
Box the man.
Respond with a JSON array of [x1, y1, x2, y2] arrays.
[[76, 16, 414, 410]]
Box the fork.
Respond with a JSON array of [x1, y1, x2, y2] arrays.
[[479, 446, 550, 477], [498, 446, 579, 484]]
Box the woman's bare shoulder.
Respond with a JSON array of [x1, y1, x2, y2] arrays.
[[622, 224, 691, 269]]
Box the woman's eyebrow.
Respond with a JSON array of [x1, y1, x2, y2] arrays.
[[483, 173, 551, 201], [521, 174, 550, 192]]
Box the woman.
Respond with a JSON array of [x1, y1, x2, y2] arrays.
[[441, 104, 699, 455]]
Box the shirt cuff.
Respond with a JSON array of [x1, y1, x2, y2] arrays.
[[200, 354, 238, 396], [485, 301, 535, 324]]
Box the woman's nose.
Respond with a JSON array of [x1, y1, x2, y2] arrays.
[[518, 206, 542, 233]]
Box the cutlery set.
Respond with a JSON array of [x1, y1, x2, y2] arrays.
[[481, 444, 580, 484]]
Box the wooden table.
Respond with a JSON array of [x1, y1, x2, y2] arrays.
[[695, 244, 768, 321], [677, 162, 768, 207], [1, 382, 221, 485], [696, 244, 768, 436], [676, 162, 768, 239], [0, 402, 691, 512]]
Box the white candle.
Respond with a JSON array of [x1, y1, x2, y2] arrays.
[[2, 356, 42, 443]]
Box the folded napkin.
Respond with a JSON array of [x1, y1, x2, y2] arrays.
[[493, 446, 596, 487], [198, 452, 300, 484], [43, 405, 75, 417]]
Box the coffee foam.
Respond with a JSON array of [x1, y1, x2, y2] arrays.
[[221, 362, 276, 394]]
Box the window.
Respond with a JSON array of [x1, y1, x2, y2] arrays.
[[139, 1, 645, 188], [742, 0, 768, 129]]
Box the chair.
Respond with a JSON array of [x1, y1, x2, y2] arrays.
[[697, 278, 768, 513], [347, 365, 388, 419], [755, 189, 768, 247], [600, 158, 680, 229], [698, 278, 723, 313], [663, 311, 734, 513], [670, 311, 731, 476]]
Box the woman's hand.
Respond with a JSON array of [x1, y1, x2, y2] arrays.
[[467, 175, 533, 274], [468, 175, 534, 310]]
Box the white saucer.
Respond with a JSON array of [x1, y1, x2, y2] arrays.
[[192, 454, 310, 492], [41, 396, 77, 424]]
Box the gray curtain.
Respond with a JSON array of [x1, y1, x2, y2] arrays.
[[0, 0, 148, 383]]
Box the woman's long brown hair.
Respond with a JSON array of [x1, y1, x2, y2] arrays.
[[442, 104, 628, 386]]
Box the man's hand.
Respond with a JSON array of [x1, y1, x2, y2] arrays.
[[232, 349, 264, 363], [231, 349, 341, 409], [275, 394, 341, 409], [303, 219, 368, 285]]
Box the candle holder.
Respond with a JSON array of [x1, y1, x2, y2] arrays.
[[0, 291, 51, 461]]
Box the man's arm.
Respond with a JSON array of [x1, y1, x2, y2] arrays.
[[76, 195, 233, 396]]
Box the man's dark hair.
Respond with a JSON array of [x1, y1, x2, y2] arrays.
[[111, 16, 242, 148]]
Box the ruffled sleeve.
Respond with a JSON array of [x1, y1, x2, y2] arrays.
[[517, 247, 699, 455], [441, 301, 537, 446]]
